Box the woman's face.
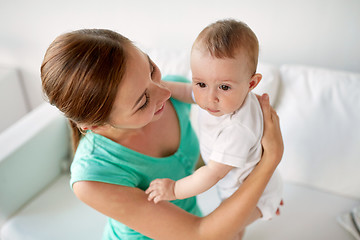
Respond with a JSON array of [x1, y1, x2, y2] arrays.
[[107, 45, 171, 130]]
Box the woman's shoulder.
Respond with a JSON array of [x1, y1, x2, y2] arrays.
[[70, 133, 140, 189]]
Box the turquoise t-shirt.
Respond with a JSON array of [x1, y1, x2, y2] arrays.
[[70, 75, 202, 240]]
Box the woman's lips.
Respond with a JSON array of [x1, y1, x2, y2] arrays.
[[155, 103, 165, 115]]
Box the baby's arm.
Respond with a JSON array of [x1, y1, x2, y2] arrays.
[[162, 81, 194, 104], [146, 160, 233, 203]]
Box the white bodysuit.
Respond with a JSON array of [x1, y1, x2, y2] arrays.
[[197, 92, 283, 220]]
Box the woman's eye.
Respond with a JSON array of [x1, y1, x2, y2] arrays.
[[139, 92, 150, 110], [196, 82, 206, 88], [219, 85, 230, 91]]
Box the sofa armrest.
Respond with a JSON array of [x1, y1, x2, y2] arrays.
[[0, 67, 30, 133], [0, 102, 71, 226]]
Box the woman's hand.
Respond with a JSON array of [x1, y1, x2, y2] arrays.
[[257, 94, 284, 166]]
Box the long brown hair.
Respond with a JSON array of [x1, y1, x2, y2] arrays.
[[41, 29, 132, 153]]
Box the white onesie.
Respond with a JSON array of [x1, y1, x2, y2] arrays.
[[197, 92, 283, 220]]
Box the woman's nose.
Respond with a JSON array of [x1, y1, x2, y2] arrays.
[[157, 83, 171, 102]]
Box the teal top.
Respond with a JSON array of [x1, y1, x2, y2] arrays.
[[70, 75, 202, 240]]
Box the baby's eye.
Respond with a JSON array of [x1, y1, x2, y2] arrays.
[[219, 85, 230, 91], [196, 82, 206, 88]]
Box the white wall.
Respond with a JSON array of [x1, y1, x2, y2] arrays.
[[1, 0, 359, 109]]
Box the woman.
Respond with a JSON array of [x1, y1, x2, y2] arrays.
[[41, 29, 283, 240]]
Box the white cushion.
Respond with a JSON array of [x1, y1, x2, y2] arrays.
[[146, 48, 192, 80], [253, 62, 281, 107], [276, 64, 360, 199]]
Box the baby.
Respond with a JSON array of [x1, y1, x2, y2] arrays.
[[146, 19, 283, 233]]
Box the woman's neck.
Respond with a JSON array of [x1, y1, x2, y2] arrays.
[[93, 122, 147, 143], [91, 100, 180, 158]]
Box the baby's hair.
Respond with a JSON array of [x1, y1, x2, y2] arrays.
[[193, 19, 259, 75]]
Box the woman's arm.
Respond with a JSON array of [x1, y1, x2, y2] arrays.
[[73, 93, 283, 240], [146, 160, 233, 203], [162, 80, 194, 103]]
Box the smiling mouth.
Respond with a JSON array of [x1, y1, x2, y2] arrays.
[[155, 104, 165, 114]]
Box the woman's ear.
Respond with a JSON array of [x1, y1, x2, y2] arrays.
[[78, 124, 99, 132], [249, 73, 262, 91]]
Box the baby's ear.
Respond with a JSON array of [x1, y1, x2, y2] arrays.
[[249, 73, 262, 90]]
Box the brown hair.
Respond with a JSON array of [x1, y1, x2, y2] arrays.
[[193, 19, 259, 75], [41, 29, 132, 153]]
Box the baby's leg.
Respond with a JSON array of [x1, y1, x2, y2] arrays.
[[234, 207, 262, 240]]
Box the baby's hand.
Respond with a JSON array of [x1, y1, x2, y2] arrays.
[[145, 178, 176, 204]]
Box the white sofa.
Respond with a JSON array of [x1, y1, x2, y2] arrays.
[[1, 52, 359, 240]]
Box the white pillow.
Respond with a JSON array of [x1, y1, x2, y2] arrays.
[[146, 48, 192, 80], [253, 62, 281, 106], [276, 64, 360, 199]]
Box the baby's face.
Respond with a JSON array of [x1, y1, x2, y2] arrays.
[[190, 48, 253, 116]]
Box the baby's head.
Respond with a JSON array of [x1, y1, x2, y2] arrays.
[[191, 19, 262, 116]]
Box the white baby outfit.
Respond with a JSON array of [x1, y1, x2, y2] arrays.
[[197, 92, 283, 220]]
